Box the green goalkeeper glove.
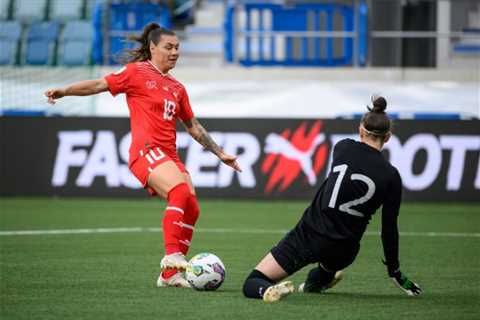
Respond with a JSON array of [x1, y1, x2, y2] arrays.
[[390, 270, 423, 296]]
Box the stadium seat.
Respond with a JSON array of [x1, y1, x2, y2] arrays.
[[23, 21, 60, 65], [58, 21, 93, 66], [50, 0, 84, 21], [0, 0, 11, 20], [0, 40, 17, 65], [0, 21, 22, 65], [13, 0, 48, 21]]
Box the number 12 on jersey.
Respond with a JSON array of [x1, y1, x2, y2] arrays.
[[328, 164, 376, 218]]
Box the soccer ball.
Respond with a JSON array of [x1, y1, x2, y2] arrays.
[[185, 253, 226, 291]]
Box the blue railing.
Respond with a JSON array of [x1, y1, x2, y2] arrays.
[[225, 1, 367, 67]]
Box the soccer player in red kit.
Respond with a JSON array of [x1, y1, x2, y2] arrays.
[[44, 23, 241, 288]]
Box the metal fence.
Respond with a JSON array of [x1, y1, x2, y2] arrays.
[[224, 0, 480, 67], [224, 1, 367, 66]]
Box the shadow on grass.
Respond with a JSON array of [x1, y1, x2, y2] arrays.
[[283, 291, 418, 305]]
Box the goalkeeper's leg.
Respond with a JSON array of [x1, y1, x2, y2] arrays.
[[243, 253, 294, 302], [299, 264, 342, 293]]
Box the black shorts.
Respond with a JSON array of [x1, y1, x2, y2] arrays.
[[270, 222, 360, 275]]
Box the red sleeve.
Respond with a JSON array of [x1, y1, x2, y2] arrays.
[[178, 86, 194, 122], [104, 64, 135, 96]]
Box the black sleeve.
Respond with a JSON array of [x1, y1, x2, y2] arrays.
[[333, 139, 350, 157], [381, 168, 402, 275]]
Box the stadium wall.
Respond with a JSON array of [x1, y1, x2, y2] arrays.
[[1, 117, 479, 202]]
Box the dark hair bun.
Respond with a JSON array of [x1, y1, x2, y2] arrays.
[[370, 95, 387, 113]]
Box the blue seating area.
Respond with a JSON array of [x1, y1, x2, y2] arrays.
[[0, 0, 95, 66], [58, 21, 93, 66], [13, 0, 49, 22], [0, 0, 171, 66], [0, 21, 22, 64], [50, 0, 85, 22], [24, 21, 60, 65]]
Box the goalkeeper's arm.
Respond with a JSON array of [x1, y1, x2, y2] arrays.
[[381, 169, 422, 296]]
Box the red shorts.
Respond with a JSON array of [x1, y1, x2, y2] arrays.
[[129, 146, 187, 196]]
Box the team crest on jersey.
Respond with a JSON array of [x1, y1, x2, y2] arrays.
[[146, 80, 158, 89]]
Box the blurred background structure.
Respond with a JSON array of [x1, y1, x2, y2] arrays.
[[0, 0, 478, 118]]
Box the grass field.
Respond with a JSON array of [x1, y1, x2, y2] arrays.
[[1, 198, 479, 320]]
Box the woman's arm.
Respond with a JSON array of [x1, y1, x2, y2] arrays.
[[382, 169, 422, 296], [44, 78, 109, 104], [182, 117, 241, 172]]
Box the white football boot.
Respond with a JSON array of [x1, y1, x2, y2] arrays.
[[160, 252, 189, 271], [262, 281, 295, 303], [156, 272, 191, 288], [298, 270, 344, 293]]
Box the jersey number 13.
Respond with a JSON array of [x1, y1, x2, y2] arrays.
[[328, 164, 376, 218]]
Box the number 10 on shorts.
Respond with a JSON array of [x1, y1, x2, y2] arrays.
[[145, 147, 165, 165]]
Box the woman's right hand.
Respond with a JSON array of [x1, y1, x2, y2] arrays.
[[44, 88, 66, 105]]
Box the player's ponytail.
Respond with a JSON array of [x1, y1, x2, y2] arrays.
[[118, 23, 176, 64], [361, 95, 391, 138]]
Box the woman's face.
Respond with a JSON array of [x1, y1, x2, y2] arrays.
[[150, 35, 180, 73]]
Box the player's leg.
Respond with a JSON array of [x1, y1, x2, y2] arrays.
[[147, 161, 191, 272], [129, 149, 191, 288], [298, 264, 343, 293], [243, 227, 310, 302], [243, 253, 294, 303], [299, 238, 359, 293], [178, 172, 199, 256]]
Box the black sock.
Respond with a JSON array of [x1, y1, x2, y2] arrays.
[[304, 266, 335, 292], [243, 269, 274, 299]]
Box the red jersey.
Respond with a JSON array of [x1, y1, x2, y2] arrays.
[[105, 61, 194, 166]]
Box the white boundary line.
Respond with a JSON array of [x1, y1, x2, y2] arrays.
[[0, 227, 478, 238]]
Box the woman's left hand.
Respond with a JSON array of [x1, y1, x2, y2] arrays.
[[220, 153, 242, 172]]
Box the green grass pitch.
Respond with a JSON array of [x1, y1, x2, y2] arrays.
[[1, 198, 479, 320]]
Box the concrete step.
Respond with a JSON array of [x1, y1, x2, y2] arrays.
[[194, 2, 224, 27], [180, 41, 223, 55]]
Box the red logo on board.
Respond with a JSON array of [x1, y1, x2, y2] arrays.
[[261, 121, 328, 193]]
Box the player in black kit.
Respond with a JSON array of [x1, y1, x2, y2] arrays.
[[243, 96, 422, 302]]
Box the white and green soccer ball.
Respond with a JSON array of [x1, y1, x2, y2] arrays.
[[185, 253, 226, 291]]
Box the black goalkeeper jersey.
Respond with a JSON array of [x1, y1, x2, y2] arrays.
[[301, 138, 402, 270]]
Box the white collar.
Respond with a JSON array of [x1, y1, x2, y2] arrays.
[[147, 60, 169, 76]]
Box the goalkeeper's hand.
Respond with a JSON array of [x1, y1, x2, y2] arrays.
[[390, 270, 423, 296]]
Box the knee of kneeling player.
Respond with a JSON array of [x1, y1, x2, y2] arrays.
[[242, 271, 258, 298], [243, 269, 273, 298]]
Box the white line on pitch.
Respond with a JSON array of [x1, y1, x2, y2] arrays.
[[0, 228, 479, 238]]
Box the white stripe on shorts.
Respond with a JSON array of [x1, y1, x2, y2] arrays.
[[165, 206, 184, 214]]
